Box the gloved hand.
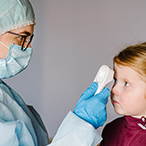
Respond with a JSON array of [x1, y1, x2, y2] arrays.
[[73, 82, 110, 129]]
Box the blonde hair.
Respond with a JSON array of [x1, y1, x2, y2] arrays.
[[114, 42, 146, 79]]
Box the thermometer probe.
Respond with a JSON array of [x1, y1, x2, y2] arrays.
[[93, 65, 114, 95]]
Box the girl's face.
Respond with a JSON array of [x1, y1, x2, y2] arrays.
[[0, 25, 34, 59], [111, 63, 146, 118]]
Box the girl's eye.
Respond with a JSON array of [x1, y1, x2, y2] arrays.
[[125, 82, 130, 87], [114, 77, 117, 83]]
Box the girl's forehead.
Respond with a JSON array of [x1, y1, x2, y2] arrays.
[[114, 63, 134, 75], [114, 63, 145, 83], [114, 63, 130, 71]]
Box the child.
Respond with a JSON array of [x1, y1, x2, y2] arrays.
[[100, 42, 146, 146]]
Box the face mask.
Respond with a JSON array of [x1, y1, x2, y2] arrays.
[[0, 42, 32, 79]]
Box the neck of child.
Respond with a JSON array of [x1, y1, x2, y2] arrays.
[[131, 115, 146, 119]]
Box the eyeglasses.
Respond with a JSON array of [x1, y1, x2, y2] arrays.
[[7, 31, 34, 51]]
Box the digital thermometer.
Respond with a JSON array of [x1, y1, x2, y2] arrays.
[[93, 65, 114, 95]]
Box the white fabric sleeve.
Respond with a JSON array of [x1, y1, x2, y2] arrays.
[[48, 111, 102, 146]]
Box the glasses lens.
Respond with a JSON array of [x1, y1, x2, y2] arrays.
[[22, 34, 34, 51], [7, 31, 34, 51]]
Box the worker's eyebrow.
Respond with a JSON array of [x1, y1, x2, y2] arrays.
[[19, 31, 31, 36]]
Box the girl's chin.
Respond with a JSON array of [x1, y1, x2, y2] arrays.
[[113, 107, 124, 115]]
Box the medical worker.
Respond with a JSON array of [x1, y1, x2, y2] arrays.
[[0, 0, 110, 146]]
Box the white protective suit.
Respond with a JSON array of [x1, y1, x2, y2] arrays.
[[0, 80, 101, 146]]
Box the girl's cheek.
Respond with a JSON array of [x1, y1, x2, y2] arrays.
[[120, 94, 131, 107]]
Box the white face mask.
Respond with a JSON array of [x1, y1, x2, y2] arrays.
[[0, 42, 32, 79]]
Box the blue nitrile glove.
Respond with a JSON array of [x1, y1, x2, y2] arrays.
[[73, 82, 110, 129]]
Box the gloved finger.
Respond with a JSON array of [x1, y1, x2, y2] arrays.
[[97, 87, 111, 104], [80, 82, 98, 101], [98, 112, 107, 127], [92, 87, 110, 105]]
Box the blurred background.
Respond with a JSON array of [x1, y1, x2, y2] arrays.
[[5, 0, 146, 138]]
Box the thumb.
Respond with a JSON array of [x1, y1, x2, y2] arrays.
[[81, 82, 98, 100], [97, 87, 111, 104]]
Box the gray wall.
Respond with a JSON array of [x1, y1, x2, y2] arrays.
[[5, 0, 146, 138]]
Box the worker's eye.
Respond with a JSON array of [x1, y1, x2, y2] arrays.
[[18, 36, 24, 41]]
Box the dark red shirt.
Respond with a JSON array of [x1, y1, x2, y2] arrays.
[[100, 116, 146, 146]]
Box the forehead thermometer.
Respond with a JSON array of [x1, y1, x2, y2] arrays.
[[93, 65, 114, 95]]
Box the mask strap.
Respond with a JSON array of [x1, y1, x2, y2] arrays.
[[0, 41, 9, 49]]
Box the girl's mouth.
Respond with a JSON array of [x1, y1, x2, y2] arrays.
[[112, 100, 119, 104]]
